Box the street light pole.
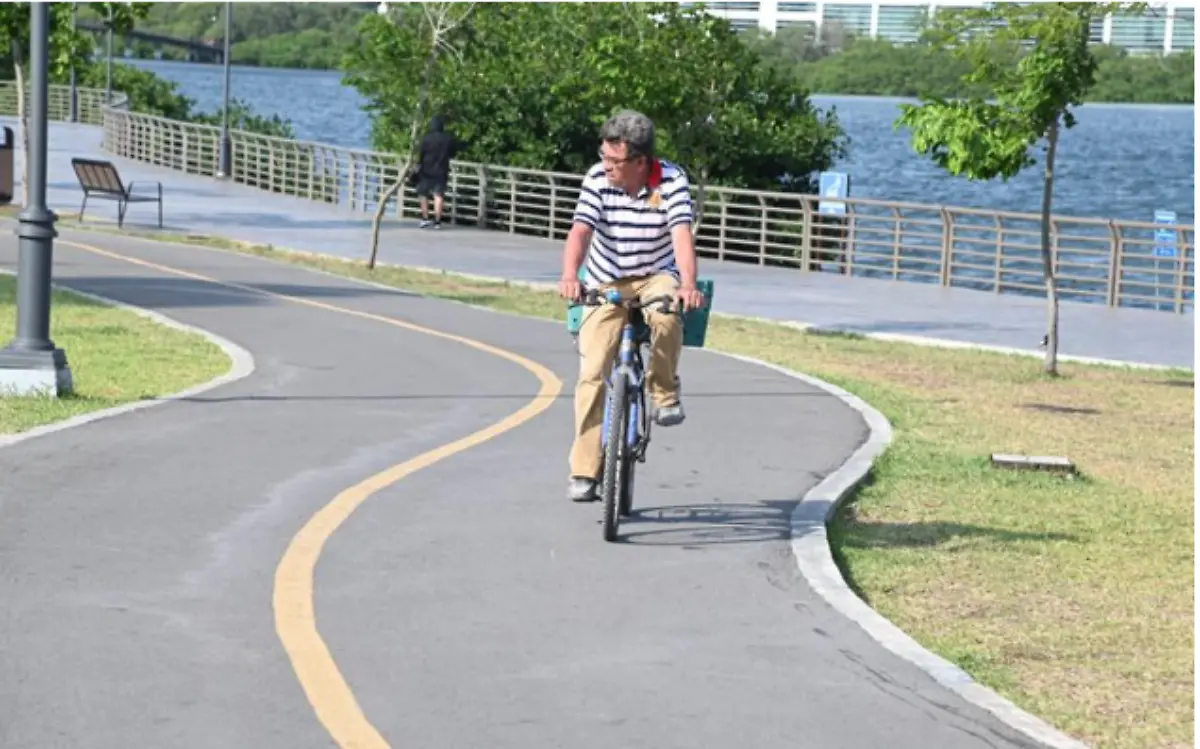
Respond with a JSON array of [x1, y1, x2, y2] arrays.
[[0, 2, 73, 397], [69, 2, 78, 123], [216, 2, 233, 178]]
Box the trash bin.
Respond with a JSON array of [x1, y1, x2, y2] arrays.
[[0, 126, 12, 206]]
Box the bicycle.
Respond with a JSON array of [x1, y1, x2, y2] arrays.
[[573, 287, 681, 542]]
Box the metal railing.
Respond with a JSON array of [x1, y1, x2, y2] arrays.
[[0, 81, 122, 125], [2, 82, 1193, 313]]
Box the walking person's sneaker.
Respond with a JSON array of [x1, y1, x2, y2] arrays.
[[419, 219, 432, 229], [654, 402, 685, 427], [433, 220, 443, 230], [568, 476, 598, 502]]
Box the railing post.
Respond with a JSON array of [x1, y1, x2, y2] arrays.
[[757, 195, 768, 266], [1174, 237, 1188, 314], [991, 216, 1004, 292], [1106, 220, 1121, 307], [717, 193, 728, 262], [547, 177, 557, 239], [939, 207, 954, 286], [509, 174, 517, 234], [450, 169, 459, 225], [477, 165, 488, 229], [307, 147, 316, 203], [800, 198, 813, 271]]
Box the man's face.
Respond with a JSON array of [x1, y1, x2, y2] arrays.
[[599, 140, 646, 188]]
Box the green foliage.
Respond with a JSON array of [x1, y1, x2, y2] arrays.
[[0, 2, 150, 69], [76, 2, 371, 69], [233, 28, 349, 70], [68, 61, 193, 120], [747, 25, 1192, 104], [1088, 46, 1194, 103], [894, 2, 1134, 182], [343, 3, 846, 192]]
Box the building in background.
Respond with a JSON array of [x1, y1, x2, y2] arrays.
[[684, 1, 1194, 55]]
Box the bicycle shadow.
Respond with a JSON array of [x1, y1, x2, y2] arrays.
[[615, 500, 796, 547]]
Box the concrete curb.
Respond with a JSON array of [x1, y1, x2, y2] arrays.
[[0, 269, 257, 450], [705, 349, 1092, 749]]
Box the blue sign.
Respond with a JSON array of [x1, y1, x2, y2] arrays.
[[1154, 209, 1178, 259], [818, 171, 849, 216]]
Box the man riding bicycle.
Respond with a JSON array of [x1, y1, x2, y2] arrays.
[[558, 110, 706, 503]]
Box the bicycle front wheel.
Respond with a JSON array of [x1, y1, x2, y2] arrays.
[[600, 376, 628, 542]]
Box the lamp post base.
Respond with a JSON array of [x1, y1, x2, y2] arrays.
[[0, 347, 73, 397], [216, 133, 232, 179]]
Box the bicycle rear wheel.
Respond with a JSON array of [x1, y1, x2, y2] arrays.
[[600, 376, 628, 542]]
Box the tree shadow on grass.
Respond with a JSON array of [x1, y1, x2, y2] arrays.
[[826, 468, 1080, 607]]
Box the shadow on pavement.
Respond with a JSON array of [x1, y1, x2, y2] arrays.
[[617, 500, 796, 547], [175, 391, 829, 404], [38, 275, 417, 308]]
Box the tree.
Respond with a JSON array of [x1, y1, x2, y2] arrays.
[[894, 2, 1142, 376], [342, 2, 846, 194], [348, 1, 474, 270], [0, 2, 150, 201]]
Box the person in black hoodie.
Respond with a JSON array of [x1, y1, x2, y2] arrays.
[[415, 114, 462, 229]]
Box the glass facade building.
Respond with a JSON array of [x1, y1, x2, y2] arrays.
[[681, 1, 1195, 54]]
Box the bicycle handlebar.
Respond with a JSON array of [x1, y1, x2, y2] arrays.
[[577, 288, 680, 314]]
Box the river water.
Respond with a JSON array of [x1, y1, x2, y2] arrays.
[[126, 59, 1196, 225]]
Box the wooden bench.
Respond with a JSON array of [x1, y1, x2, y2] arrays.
[[71, 158, 162, 229]]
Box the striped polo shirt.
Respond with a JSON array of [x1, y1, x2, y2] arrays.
[[571, 159, 693, 285]]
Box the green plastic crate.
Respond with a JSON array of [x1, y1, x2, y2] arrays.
[[682, 278, 714, 348], [565, 271, 714, 349]]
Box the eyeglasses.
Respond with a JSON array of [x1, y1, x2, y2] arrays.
[[598, 146, 637, 166]]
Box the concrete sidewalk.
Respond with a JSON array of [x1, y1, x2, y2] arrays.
[[10, 117, 1194, 369]]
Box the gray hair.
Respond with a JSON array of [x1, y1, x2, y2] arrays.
[[600, 110, 656, 160]]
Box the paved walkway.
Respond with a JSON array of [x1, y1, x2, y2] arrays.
[[0, 230, 1048, 748], [7, 118, 1194, 369]]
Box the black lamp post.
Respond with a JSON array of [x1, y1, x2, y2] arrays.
[[0, 2, 72, 397]]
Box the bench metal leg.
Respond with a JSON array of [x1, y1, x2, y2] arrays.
[[118, 199, 127, 229], [157, 197, 163, 229], [78, 193, 88, 222]]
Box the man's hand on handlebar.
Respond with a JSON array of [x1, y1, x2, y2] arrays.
[[677, 285, 706, 312], [559, 276, 583, 302]]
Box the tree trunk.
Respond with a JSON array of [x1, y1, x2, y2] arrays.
[[1039, 117, 1061, 376], [691, 166, 709, 240], [366, 7, 460, 270]]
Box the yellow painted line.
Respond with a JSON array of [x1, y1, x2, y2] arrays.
[[60, 239, 564, 748]]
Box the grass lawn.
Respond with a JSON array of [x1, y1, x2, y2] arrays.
[[0, 274, 231, 435], [8, 210, 1196, 749]]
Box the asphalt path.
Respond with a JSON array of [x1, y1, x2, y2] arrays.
[[0, 230, 1048, 748]]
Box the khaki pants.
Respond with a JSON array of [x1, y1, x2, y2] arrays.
[[569, 272, 682, 479]]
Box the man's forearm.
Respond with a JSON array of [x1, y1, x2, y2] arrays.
[[562, 225, 590, 280], [672, 224, 699, 287]]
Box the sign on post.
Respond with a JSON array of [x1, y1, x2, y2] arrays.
[[818, 171, 849, 216], [1153, 209, 1178, 259]]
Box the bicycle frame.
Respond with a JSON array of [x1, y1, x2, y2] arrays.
[[600, 313, 651, 461]]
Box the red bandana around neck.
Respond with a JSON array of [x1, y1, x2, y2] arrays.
[[648, 158, 663, 191]]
